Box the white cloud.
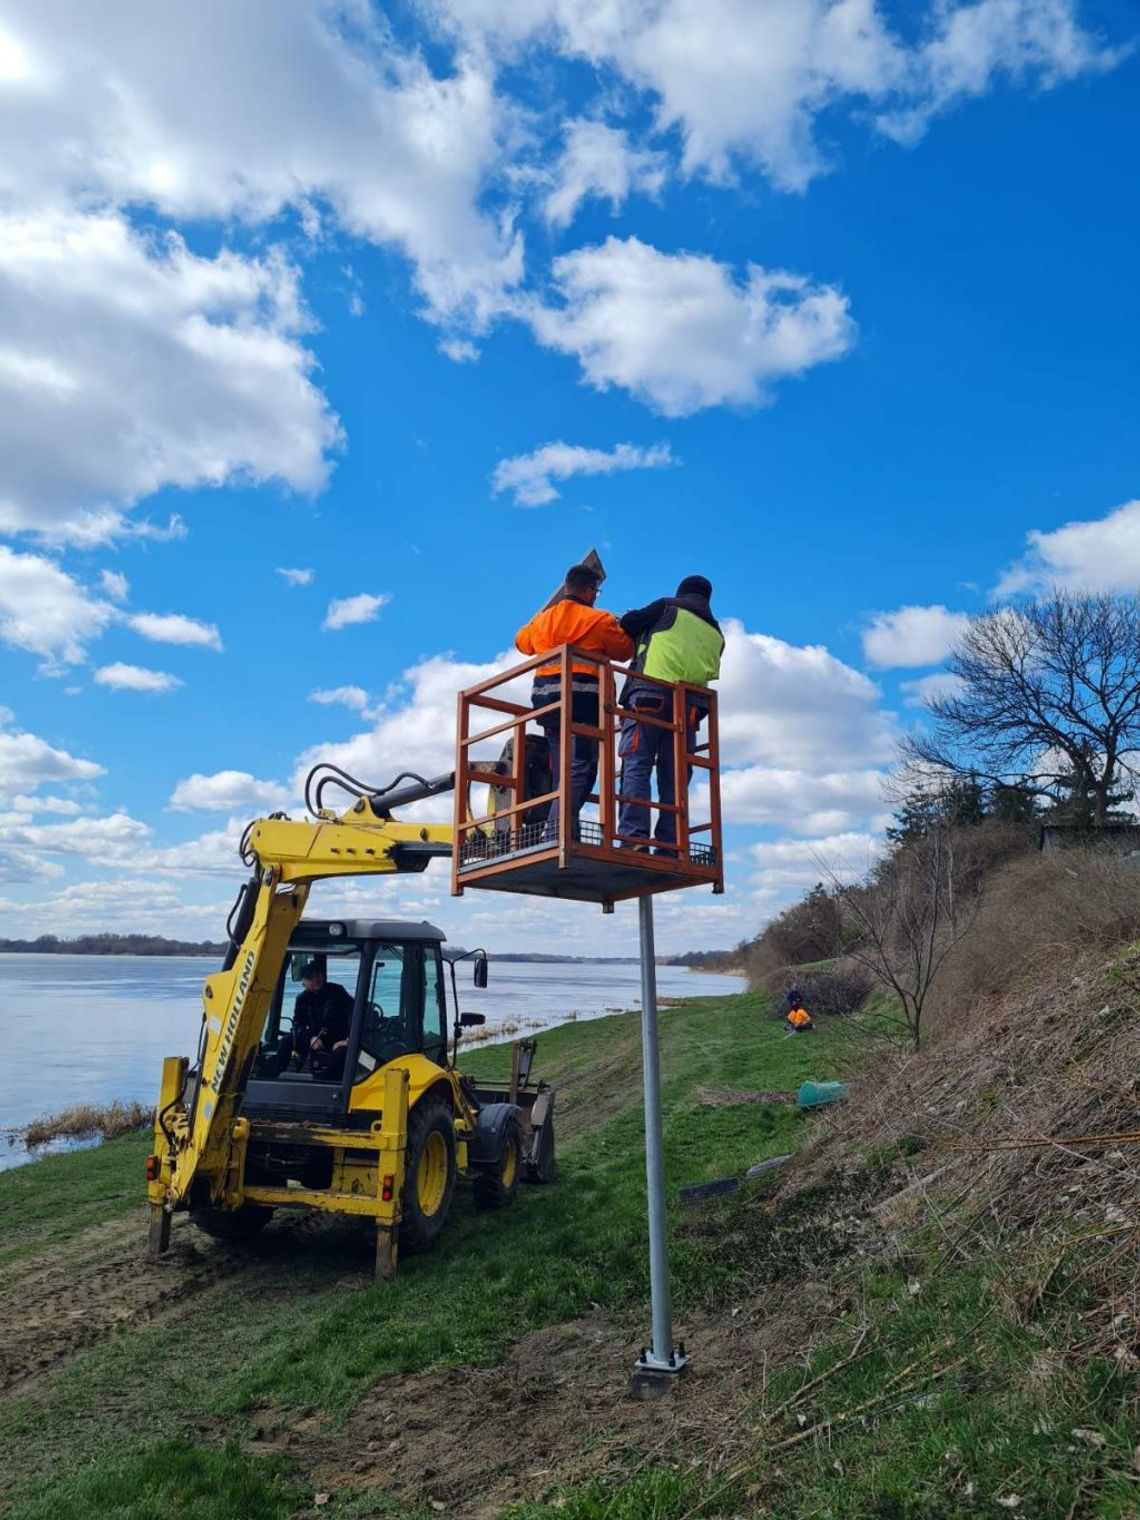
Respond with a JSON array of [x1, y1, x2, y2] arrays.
[[293, 618, 895, 842], [0, 727, 103, 795], [901, 672, 968, 707], [718, 766, 888, 835], [0, 0, 1116, 544], [432, 0, 1118, 191], [0, 810, 151, 866], [718, 619, 896, 771], [0, 847, 65, 884], [529, 237, 854, 415], [99, 569, 129, 601], [323, 593, 391, 631], [148, 818, 251, 878], [169, 770, 294, 814], [9, 793, 84, 816], [0, 878, 230, 937], [310, 686, 372, 712], [750, 830, 884, 892], [0, 545, 112, 662], [2, 5, 521, 332], [293, 648, 526, 800], [128, 612, 223, 651], [862, 604, 970, 668], [276, 567, 314, 587], [878, 0, 1125, 145], [439, 338, 480, 363], [994, 499, 1140, 596], [0, 209, 341, 541], [544, 119, 666, 228], [93, 663, 182, 694], [492, 440, 674, 506]]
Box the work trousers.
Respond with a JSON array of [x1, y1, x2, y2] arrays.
[[618, 690, 700, 850], [536, 690, 599, 841]]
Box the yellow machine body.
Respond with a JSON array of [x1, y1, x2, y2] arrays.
[[146, 789, 549, 1280]]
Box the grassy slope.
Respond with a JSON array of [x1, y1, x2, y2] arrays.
[[0, 992, 839, 1518], [4, 991, 1135, 1520], [1, 1129, 151, 1268]]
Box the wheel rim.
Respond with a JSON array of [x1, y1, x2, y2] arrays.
[[417, 1131, 448, 1216], [501, 1134, 518, 1189]]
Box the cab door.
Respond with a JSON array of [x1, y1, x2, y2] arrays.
[[348, 942, 451, 1114]]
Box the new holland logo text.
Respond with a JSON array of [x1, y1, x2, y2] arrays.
[[209, 950, 256, 1095]]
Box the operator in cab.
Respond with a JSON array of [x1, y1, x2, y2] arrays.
[[282, 961, 354, 1078]]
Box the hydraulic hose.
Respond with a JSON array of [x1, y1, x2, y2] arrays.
[[303, 762, 455, 817]]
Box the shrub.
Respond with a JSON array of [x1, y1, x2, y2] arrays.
[[793, 966, 875, 1019]]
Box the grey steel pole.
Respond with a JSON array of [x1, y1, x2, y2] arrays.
[[634, 894, 687, 1378]]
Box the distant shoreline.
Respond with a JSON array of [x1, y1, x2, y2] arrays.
[[0, 947, 743, 969]]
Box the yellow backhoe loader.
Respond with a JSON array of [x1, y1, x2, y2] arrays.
[[146, 763, 555, 1281]]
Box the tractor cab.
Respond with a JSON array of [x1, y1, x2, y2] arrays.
[[244, 917, 481, 1125]]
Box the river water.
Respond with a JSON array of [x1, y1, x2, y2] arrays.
[[0, 954, 745, 1170]]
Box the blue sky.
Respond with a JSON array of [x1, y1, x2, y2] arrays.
[[0, 0, 1137, 954]]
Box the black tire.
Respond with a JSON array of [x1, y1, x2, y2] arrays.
[[474, 1116, 524, 1211], [399, 1098, 457, 1254], [527, 1118, 556, 1185], [190, 1203, 274, 1242]]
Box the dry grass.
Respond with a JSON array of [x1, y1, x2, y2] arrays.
[[786, 930, 1140, 1354], [926, 847, 1140, 1032], [746, 851, 1140, 1387], [24, 1099, 151, 1149], [458, 1015, 550, 1046]]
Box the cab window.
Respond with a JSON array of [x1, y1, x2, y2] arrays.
[[263, 948, 361, 1054], [356, 942, 418, 1079], [422, 947, 447, 1064]]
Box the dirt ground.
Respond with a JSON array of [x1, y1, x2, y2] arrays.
[[2, 1213, 200, 1394], [1, 1194, 847, 1518], [248, 1290, 846, 1519]]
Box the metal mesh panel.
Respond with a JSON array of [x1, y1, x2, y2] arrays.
[[459, 822, 715, 871]]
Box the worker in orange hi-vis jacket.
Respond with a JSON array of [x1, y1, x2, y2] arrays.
[[785, 1005, 815, 1033], [515, 562, 633, 840]]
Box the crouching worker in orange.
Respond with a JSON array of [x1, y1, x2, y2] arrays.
[[785, 1005, 815, 1034], [515, 563, 633, 840]]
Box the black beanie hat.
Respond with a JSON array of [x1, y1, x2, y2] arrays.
[[676, 575, 712, 599]]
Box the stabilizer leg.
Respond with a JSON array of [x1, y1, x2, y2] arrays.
[[375, 1223, 399, 1282], [147, 1203, 172, 1260]]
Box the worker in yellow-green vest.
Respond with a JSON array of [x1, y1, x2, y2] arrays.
[[617, 575, 725, 853]]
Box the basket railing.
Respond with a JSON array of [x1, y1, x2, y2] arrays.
[[452, 645, 721, 890]]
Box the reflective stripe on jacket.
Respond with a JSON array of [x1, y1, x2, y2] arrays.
[[515, 596, 634, 678]]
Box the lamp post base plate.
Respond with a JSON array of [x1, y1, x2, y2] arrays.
[[630, 1346, 689, 1399]]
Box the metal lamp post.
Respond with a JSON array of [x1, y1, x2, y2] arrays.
[[632, 894, 688, 1388]]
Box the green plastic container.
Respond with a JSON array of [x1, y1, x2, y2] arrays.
[[796, 1080, 850, 1109]]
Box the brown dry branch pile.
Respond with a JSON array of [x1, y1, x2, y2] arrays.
[[696, 1085, 796, 1108]]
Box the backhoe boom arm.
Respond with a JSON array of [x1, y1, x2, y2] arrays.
[[152, 800, 453, 1213]]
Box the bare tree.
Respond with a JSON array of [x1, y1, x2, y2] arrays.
[[824, 825, 982, 1049], [904, 592, 1140, 827]]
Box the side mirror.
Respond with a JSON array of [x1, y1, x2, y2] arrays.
[[473, 954, 489, 989], [460, 1012, 486, 1028]]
